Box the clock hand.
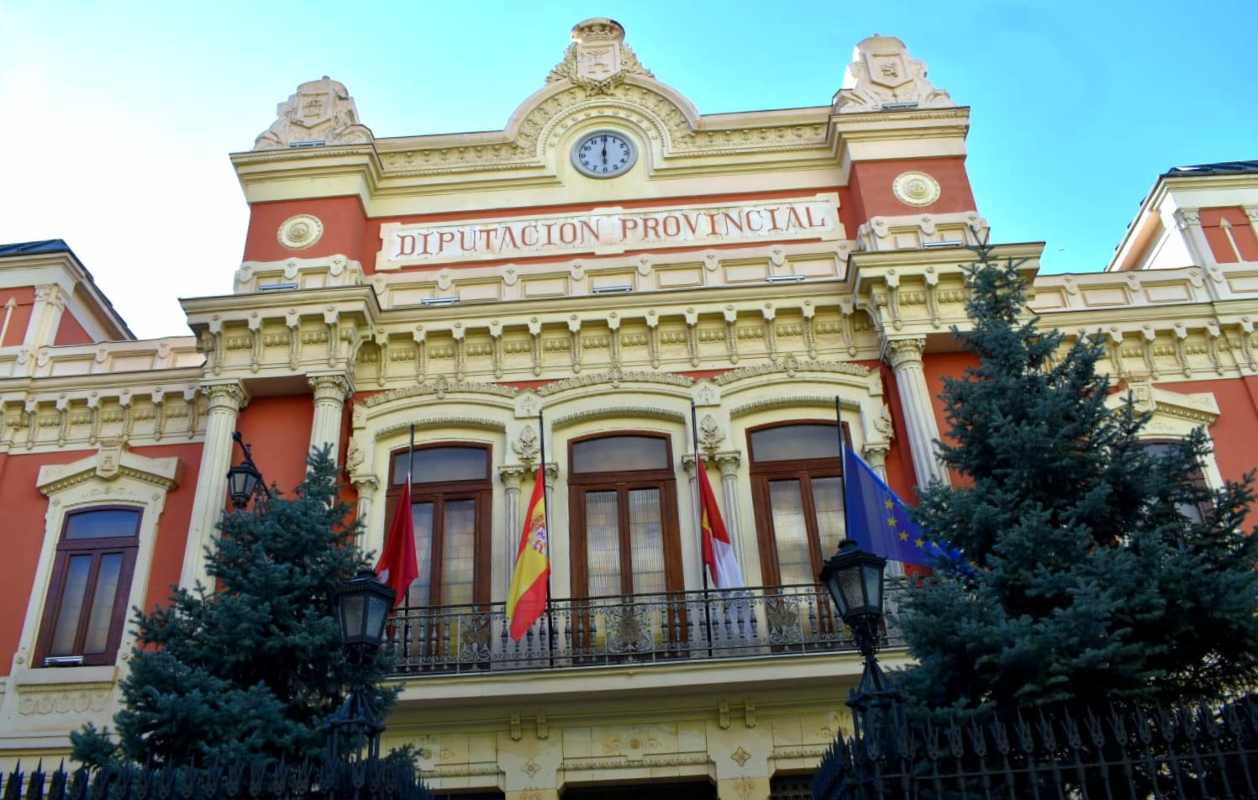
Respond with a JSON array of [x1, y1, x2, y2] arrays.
[[602, 143, 607, 165]]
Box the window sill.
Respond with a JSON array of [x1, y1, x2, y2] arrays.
[[11, 664, 118, 689]]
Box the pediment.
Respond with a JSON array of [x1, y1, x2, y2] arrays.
[[37, 442, 181, 496]]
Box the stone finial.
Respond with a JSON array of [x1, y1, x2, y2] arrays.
[[833, 35, 953, 113], [253, 76, 374, 151], [547, 17, 653, 95]]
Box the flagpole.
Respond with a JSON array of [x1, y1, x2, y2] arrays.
[[538, 409, 556, 668], [835, 397, 851, 547], [691, 401, 714, 658]]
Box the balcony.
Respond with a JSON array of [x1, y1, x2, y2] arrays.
[[385, 579, 907, 676]]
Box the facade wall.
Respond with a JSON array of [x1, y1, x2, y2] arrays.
[[2, 20, 1257, 798]]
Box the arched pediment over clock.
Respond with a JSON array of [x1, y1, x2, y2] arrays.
[[370, 18, 834, 181]]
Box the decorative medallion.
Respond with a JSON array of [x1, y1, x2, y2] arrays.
[[277, 214, 324, 250], [892, 171, 941, 207], [730, 746, 752, 767]]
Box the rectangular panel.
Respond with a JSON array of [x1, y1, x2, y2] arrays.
[[83, 553, 124, 654], [811, 477, 846, 559], [376, 195, 842, 269], [440, 500, 477, 607], [584, 491, 621, 598], [627, 488, 665, 595], [769, 480, 813, 586], [49, 555, 92, 656], [409, 502, 435, 606]]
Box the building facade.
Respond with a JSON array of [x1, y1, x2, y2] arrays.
[[1, 19, 1257, 800]]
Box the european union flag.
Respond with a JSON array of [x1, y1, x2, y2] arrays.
[[842, 444, 968, 571]]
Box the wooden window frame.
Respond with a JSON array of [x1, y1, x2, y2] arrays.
[[747, 420, 850, 587], [567, 431, 684, 598], [384, 442, 493, 608], [33, 506, 141, 668], [1140, 438, 1212, 522]]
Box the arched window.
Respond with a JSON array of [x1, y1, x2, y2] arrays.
[[385, 444, 492, 607], [748, 422, 847, 586], [568, 433, 683, 597], [35, 506, 142, 667]]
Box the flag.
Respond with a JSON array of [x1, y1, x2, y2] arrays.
[[374, 481, 419, 607], [507, 464, 550, 640], [842, 444, 969, 572], [698, 457, 744, 589]]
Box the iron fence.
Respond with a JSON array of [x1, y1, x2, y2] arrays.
[[0, 757, 431, 800], [385, 580, 908, 675], [813, 697, 1258, 799]]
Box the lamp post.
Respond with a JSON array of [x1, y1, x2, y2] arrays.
[[226, 431, 266, 510], [327, 569, 395, 761], [819, 540, 902, 725]]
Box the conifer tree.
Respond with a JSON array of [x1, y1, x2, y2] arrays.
[[71, 447, 396, 766], [897, 243, 1258, 712]]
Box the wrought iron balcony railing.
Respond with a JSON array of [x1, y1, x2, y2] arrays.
[[385, 579, 907, 676]]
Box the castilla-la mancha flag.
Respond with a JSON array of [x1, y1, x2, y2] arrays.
[[506, 465, 550, 639], [699, 457, 744, 589], [374, 482, 419, 607]]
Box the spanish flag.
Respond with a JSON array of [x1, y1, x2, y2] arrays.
[[506, 465, 550, 640]]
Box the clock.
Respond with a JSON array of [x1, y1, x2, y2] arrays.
[[572, 130, 637, 178]]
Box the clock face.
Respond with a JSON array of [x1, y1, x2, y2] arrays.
[[572, 130, 637, 178]]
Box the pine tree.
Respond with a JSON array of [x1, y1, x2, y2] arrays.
[[897, 243, 1258, 712], [71, 446, 396, 766]]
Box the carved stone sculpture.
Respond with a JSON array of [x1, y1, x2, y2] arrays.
[[253, 76, 373, 150], [833, 35, 953, 113], [547, 17, 653, 95]]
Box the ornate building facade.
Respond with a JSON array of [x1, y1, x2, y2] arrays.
[[1, 19, 1256, 800]]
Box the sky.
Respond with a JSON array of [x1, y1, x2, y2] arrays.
[[1, 0, 1255, 339]]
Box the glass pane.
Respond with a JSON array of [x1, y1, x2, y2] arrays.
[[628, 488, 665, 595], [50, 555, 93, 655], [83, 553, 124, 654], [572, 436, 669, 473], [769, 480, 813, 586], [750, 425, 841, 462], [392, 447, 488, 484], [408, 503, 435, 606], [812, 477, 846, 560], [440, 500, 476, 607], [585, 491, 621, 597], [65, 509, 140, 539]]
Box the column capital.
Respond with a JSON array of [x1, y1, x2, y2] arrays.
[[1174, 207, 1202, 229], [886, 336, 927, 369], [682, 451, 741, 474], [201, 380, 249, 412], [497, 463, 530, 488], [309, 372, 353, 402], [350, 473, 379, 492]]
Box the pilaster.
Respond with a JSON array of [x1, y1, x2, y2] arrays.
[[308, 372, 353, 465], [498, 463, 529, 590], [178, 380, 248, 589], [23, 284, 67, 350], [1174, 208, 1214, 267], [886, 337, 948, 488]]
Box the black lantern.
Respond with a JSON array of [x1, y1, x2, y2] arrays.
[[226, 432, 264, 510], [335, 569, 395, 653], [819, 540, 901, 726], [819, 539, 887, 626]]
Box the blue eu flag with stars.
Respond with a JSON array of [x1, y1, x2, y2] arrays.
[[842, 443, 967, 571]]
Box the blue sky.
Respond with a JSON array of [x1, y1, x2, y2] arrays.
[[1, 0, 1254, 338]]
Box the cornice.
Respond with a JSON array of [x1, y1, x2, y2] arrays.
[[551, 404, 687, 430], [180, 284, 381, 319], [715, 357, 871, 386], [536, 368, 694, 396], [362, 378, 517, 407]]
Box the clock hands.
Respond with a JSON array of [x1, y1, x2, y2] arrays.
[[601, 136, 608, 166]]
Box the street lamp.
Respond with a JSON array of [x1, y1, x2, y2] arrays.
[[819, 540, 901, 725], [226, 432, 265, 510], [327, 569, 396, 761], [335, 569, 396, 655]]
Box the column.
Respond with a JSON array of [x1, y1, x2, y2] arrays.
[[351, 475, 379, 543], [497, 464, 528, 590], [308, 372, 352, 465], [179, 380, 248, 589], [862, 442, 891, 479], [887, 337, 949, 488], [714, 451, 744, 564]]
